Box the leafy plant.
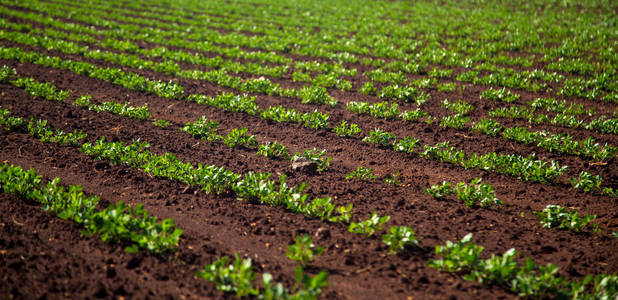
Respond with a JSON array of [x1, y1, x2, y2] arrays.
[[534, 205, 599, 233], [384, 171, 400, 186], [382, 226, 418, 254], [256, 141, 289, 159], [285, 235, 324, 267], [440, 115, 470, 129], [480, 87, 520, 103], [181, 117, 222, 141], [0, 65, 16, 83], [393, 136, 419, 153], [224, 127, 259, 148], [291, 148, 332, 172], [332, 120, 361, 137], [196, 255, 258, 297], [73, 94, 91, 106], [152, 118, 169, 128], [89, 101, 151, 119], [471, 119, 502, 136], [345, 166, 376, 180], [362, 128, 397, 147], [348, 212, 390, 236], [442, 99, 474, 115], [569, 171, 602, 192]]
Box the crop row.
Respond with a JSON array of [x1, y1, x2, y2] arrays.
[[0, 161, 182, 254], [430, 234, 616, 299], [2, 52, 611, 199], [3, 1, 615, 104]]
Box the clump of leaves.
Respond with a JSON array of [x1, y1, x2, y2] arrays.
[[345, 166, 376, 180], [349, 212, 390, 236], [0, 65, 16, 83], [393, 136, 419, 153], [256, 141, 289, 159], [73, 94, 92, 107], [332, 120, 361, 137], [425, 178, 502, 208], [285, 234, 324, 267], [569, 171, 602, 192], [533, 205, 599, 233], [224, 128, 259, 149], [196, 255, 258, 297], [152, 119, 170, 128], [384, 171, 400, 186], [382, 226, 418, 254], [291, 148, 332, 172], [181, 117, 221, 141], [471, 118, 502, 136], [362, 128, 397, 147]]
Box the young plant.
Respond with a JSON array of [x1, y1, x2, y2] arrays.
[[425, 181, 455, 198], [569, 171, 602, 192], [332, 120, 361, 138], [73, 94, 92, 107], [455, 178, 502, 208], [285, 234, 324, 267], [256, 141, 289, 159], [384, 171, 401, 186], [440, 115, 470, 129], [224, 128, 259, 149], [181, 117, 221, 141], [291, 148, 332, 172], [348, 212, 390, 236], [393, 136, 419, 153], [534, 205, 599, 233], [382, 226, 418, 254], [345, 166, 376, 180], [152, 119, 170, 128], [196, 255, 258, 297], [362, 128, 397, 147], [471, 119, 502, 136]]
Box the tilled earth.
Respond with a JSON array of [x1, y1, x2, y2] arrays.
[[0, 6, 617, 300]]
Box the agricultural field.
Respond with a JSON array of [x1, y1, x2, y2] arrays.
[[0, 0, 617, 299]]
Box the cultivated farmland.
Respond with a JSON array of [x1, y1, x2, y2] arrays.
[[0, 0, 617, 299]]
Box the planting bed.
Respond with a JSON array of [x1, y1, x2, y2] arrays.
[[0, 0, 617, 299]]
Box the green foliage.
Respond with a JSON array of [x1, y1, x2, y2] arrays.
[[437, 82, 456, 92], [382, 226, 418, 254], [425, 178, 502, 208], [362, 128, 397, 147], [12, 76, 69, 102], [181, 117, 222, 141], [0, 107, 26, 130], [534, 205, 599, 233], [285, 235, 324, 267], [291, 148, 332, 172], [393, 136, 419, 153], [152, 118, 169, 128], [0, 65, 16, 83], [298, 85, 337, 106], [257, 141, 289, 159], [471, 118, 502, 136], [442, 99, 474, 115], [569, 171, 602, 193], [420, 141, 567, 183], [0, 163, 181, 254], [480, 88, 520, 103], [27, 119, 86, 146], [400, 109, 428, 122], [430, 234, 617, 299], [197, 254, 329, 300], [345, 166, 376, 180], [348, 212, 390, 236], [73, 94, 91, 107], [224, 127, 259, 149], [440, 115, 470, 129], [359, 81, 376, 95], [196, 255, 258, 297], [332, 120, 361, 138], [89, 101, 151, 119], [384, 171, 400, 186], [425, 181, 455, 198]]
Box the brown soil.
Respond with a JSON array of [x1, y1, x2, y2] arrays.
[[0, 4, 617, 300]]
